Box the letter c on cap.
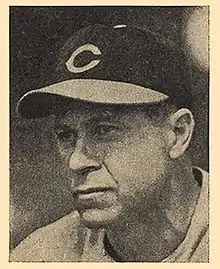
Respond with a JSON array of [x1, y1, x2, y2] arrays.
[[65, 44, 102, 73]]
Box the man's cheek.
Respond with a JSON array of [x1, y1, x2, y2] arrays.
[[104, 145, 145, 189], [104, 141, 156, 179], [58, 145, 72, 161], [104, 142, 166, 195]]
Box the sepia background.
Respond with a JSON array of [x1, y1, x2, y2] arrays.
[[10, 6, 209, 250]]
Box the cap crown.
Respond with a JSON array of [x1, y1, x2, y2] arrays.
[[53, 24, 192, 108]]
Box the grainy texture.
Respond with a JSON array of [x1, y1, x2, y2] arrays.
[[10, 6, 209, 262]]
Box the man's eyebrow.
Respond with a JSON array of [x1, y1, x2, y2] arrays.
[[53, 109, 119, 130], [85, 111, 118, 124]]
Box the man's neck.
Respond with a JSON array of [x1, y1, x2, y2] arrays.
[[105, 163, 201, 262]]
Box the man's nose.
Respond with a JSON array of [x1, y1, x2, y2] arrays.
[[69, 140, 101, 175]]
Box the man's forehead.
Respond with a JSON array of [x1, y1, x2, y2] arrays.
[[55, 104, 122, 123], [54, 102, 147, 125], [64, 107, 114, 120]]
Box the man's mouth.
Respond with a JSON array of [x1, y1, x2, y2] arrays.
[[72, 186, 117, 210], [72, 186, 115, 195]]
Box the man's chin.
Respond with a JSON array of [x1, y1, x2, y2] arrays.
[[78, 206, 121, 229]]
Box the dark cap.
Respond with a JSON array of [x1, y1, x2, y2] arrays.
[[17, 24, 192, 118]]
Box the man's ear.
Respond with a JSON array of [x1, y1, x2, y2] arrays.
[[167, 108, 195, 159]]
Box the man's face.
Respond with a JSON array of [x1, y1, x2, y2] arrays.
[[53, 103, 170, 228]]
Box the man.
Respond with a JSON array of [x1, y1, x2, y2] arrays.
[[10, 24, 208, 262]]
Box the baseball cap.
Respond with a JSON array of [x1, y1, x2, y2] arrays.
[[17, 24, 192, 118]]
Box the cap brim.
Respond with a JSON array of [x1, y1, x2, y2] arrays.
[[17, 79, 169, 118]]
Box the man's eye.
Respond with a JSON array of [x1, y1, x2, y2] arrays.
[[55, 130, 76, 142], [94, 124, 119, 137]]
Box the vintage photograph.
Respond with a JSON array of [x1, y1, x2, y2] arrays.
[[9, 6, 209, 262]]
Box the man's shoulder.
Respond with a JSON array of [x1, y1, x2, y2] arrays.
[[10, 211, 86, 262], [190, 228, 209, 262]]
